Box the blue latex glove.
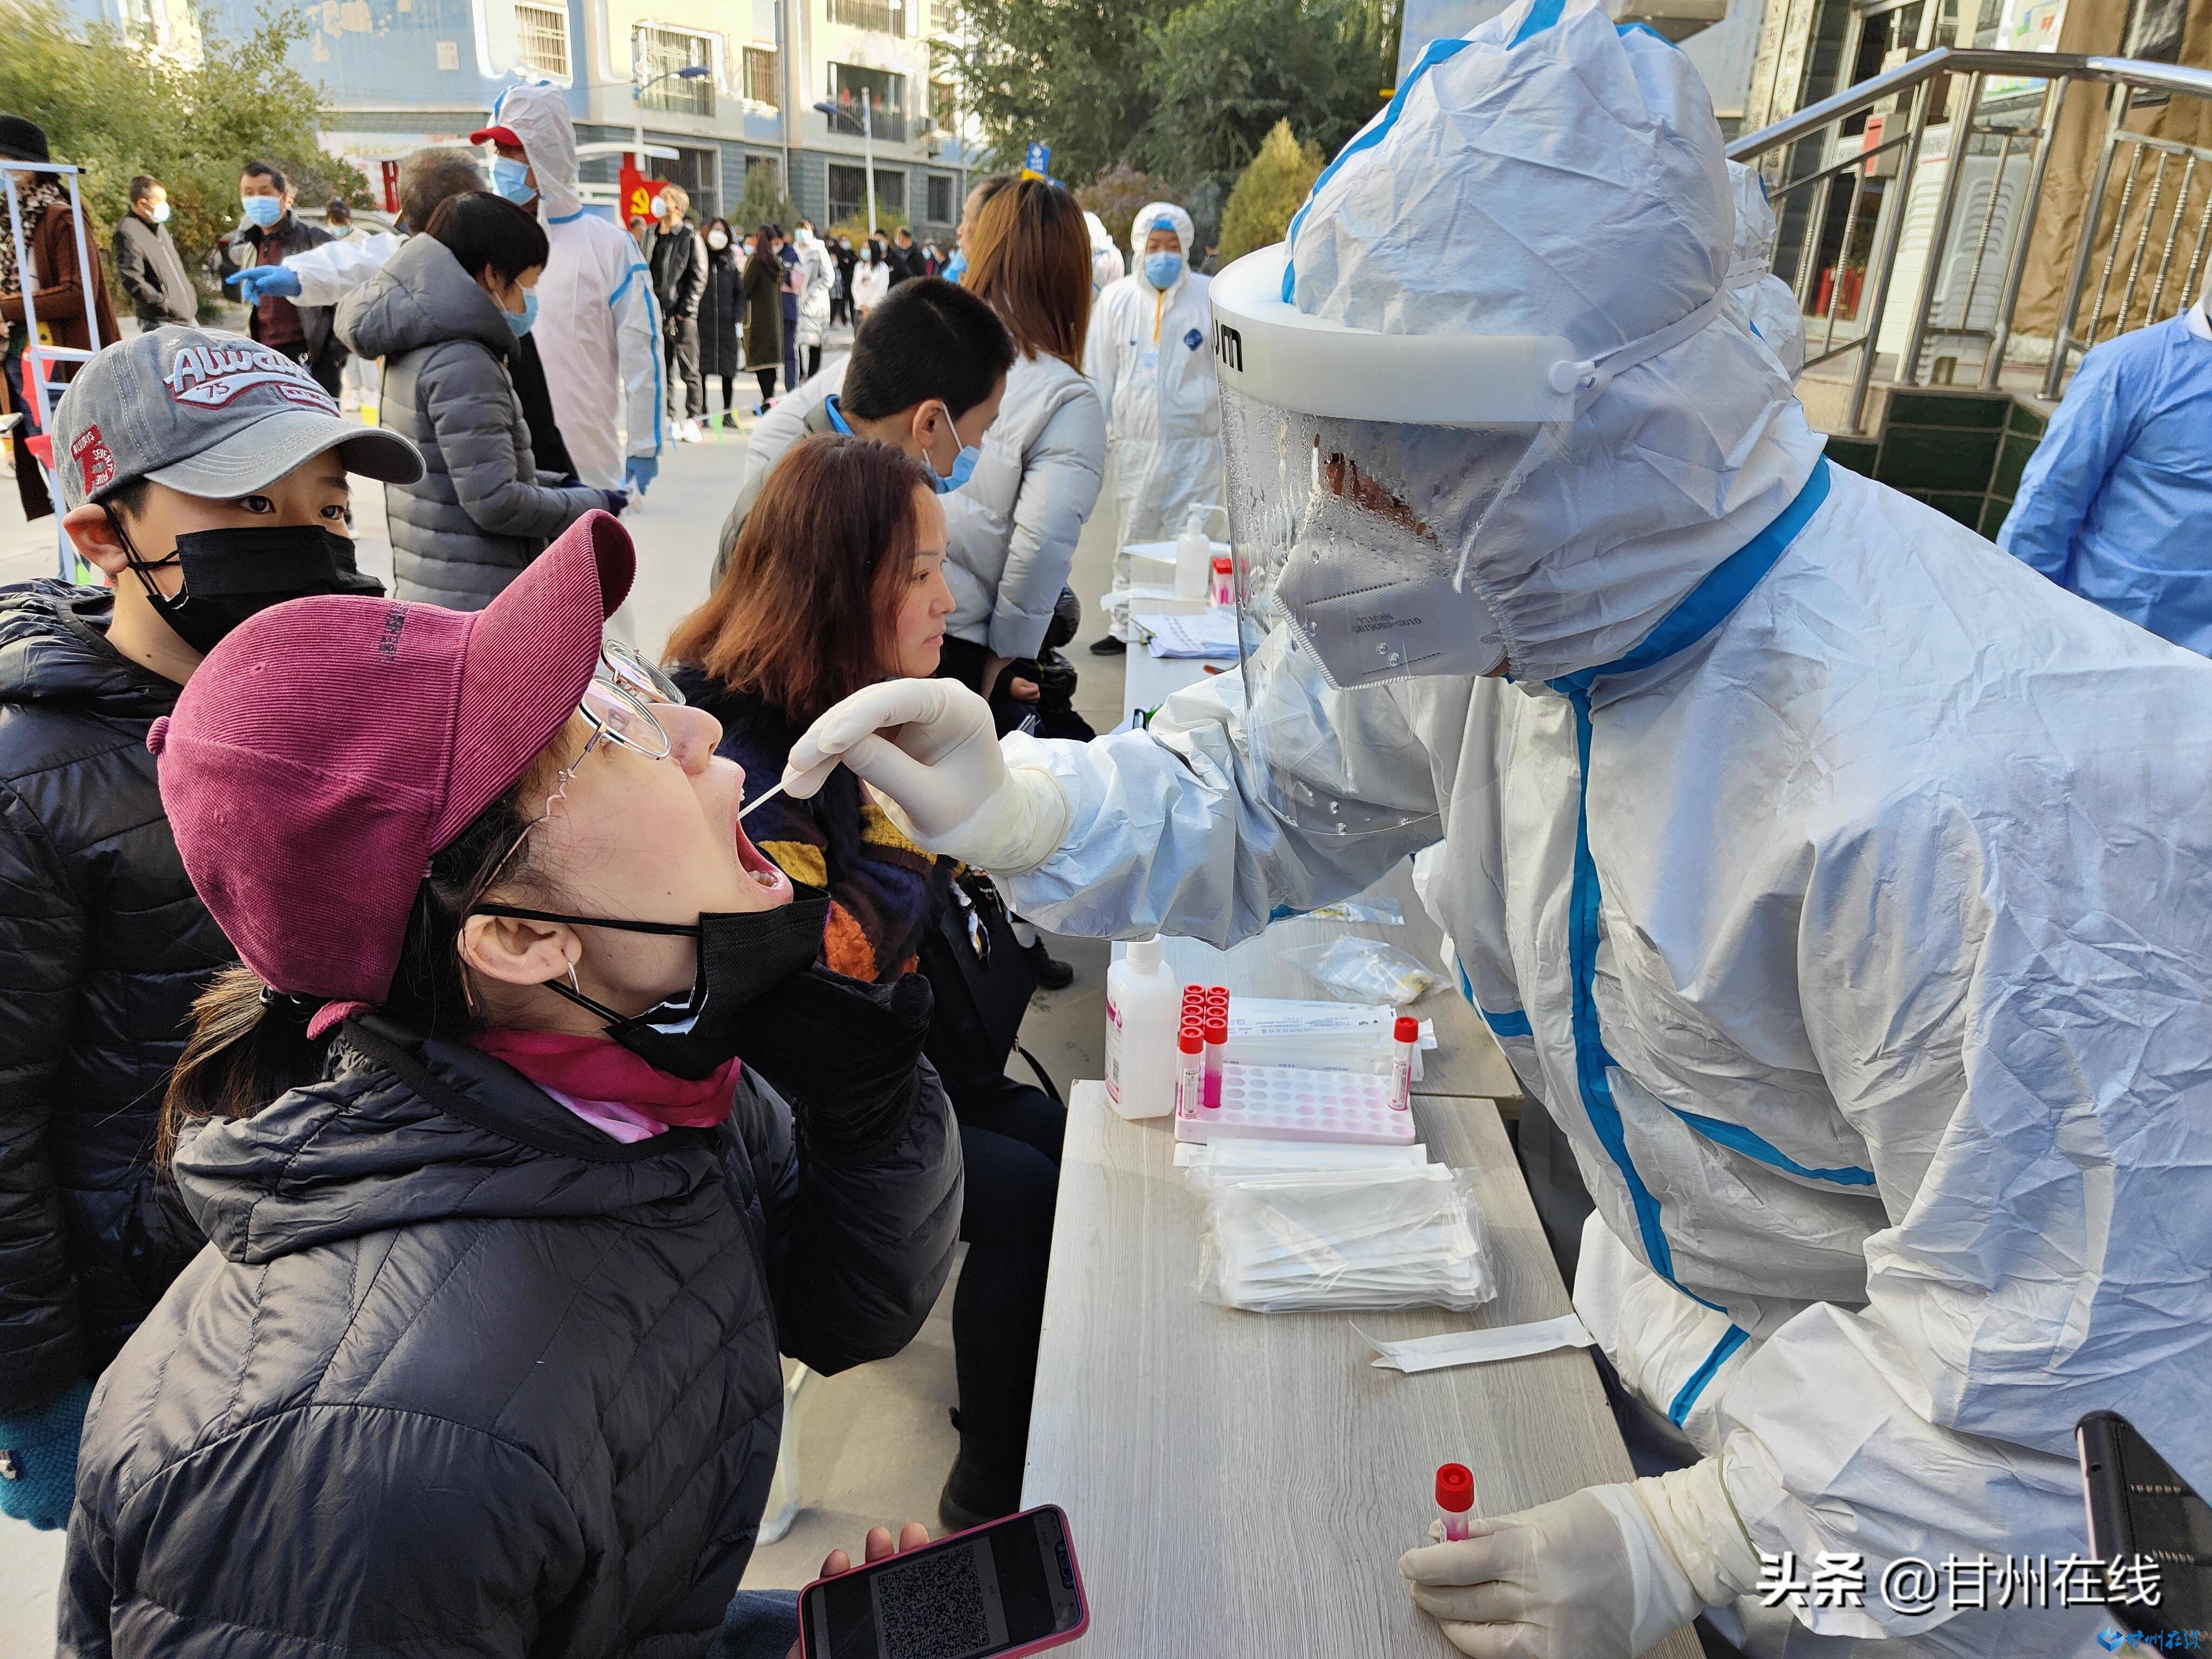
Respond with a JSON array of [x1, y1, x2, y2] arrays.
[[600, 489, 628, 516], [0, 1379, 93, 1531], [225, 265, 302, 304], [624, 455, 659, 496]]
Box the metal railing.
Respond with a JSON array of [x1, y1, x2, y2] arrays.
[[1728, 48, 2212, 431]]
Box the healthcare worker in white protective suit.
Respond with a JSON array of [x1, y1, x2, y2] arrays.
[[1728, 161, 1805, 379], [781, 3, 2212, 1654], [474, 83, 664, 498], [1088, 201, 1223, 643], [1084, 209, 1125, 295]]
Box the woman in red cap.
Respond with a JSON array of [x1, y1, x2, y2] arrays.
[[57, 510, 961, 1659]]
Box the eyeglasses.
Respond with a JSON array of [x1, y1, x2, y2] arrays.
[[477, 640, 687, 892]]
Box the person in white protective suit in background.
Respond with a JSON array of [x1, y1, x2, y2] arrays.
[[1728, 160, 1805, 378], [474, 83, 663, 500], [1085, 201, 1223, 648], [1083, 209, 1125, 295], [777, 3, 2212, 1654]]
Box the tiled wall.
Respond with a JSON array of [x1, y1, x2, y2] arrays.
[[1820, 388, 2047, 541]]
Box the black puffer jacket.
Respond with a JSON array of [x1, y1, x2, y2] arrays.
[[0, 583, 222, 1417], [62, 999, 961, 1657]]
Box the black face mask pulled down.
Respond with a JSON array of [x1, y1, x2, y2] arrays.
[[110, 517, 385, 656], [474, 890, 832, 1080]]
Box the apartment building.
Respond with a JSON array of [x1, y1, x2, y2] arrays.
[[71, 0, 969, 236]]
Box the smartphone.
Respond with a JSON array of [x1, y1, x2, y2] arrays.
[[797, 1504, 1088, 1659], [2078, 1411, 2212, 1637]]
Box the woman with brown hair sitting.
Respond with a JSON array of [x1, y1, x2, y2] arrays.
[[666, 432, 1061, 1532]]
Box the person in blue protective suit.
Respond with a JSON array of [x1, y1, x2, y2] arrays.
[[775, 3, 2212, 1655], [1996, 277, 2212, 653]]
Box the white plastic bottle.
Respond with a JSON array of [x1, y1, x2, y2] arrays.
[[1175, 505, 1211, 602], [1105, 936, 1182, 1119]]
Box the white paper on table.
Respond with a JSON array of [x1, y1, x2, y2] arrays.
[[1135, 610, 1240, 659], [1101, 582, 1179, 610], [1354, 1312, 1596, 1373]]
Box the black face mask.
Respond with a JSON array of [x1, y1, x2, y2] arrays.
[[110, 516, 384, 656], [473, 889, 832, 1080]]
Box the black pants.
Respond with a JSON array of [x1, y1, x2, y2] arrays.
[[945, 1073, 1064, 1512], [831, 292, 851, 325], [664, 318, 703, 425], [754, 367, 778, 407], [781, 312, 799, 397], [805, 344, 823, 380], [718, 374, 739, 420]]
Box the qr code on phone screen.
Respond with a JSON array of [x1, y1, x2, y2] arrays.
[[874, 1545, 992, 1659]]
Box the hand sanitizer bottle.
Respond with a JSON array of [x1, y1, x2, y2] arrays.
[[1105, 936, 1182, 1119]]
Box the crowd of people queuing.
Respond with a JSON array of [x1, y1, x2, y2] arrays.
[[0, 90, 1185, 1654], [10, 1, 2212, 1646]]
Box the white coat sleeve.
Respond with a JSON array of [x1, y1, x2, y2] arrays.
[[1001, 626, 1445, 945], [610, 251, 663, 460], [983, 387, 1106, 658], [284, 232, 402, 308], [1085, 298, 1122, 435], [1709, 777, 2212, 1641]]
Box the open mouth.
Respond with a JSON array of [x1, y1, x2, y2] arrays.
[[730, 805, 795, 900]]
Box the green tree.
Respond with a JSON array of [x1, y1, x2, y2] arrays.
[[0, 0, 364, 313], [941, 0, 1155, 185], [1139, 0, 1393, 184], [732, 161, 800, 234], [1074, 162, 1182, 254], [1217, 120, 1324, 262]]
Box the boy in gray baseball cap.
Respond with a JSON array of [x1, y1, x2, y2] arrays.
[[0, 326, 420, 1534]]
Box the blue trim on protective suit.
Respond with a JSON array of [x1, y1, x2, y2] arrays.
[[1667, 1106, 1876, 1185], [824, 393, 851, 434], [1481, 1005, 1533, 1038], [1510, 0, 1566, 40], [1668, 1326, 1749, 1426], [608, 261, 664, 455], [1543, 458, 1833, 1298], [549, 208, 590, 224], [1280, 36, 1476, 301]]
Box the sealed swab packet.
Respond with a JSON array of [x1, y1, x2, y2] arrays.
[[1284, 937, 1439, 1004], [1191, 1162, 1495, 1313]]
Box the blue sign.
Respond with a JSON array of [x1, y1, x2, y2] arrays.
[[1023, 140, 1051, 174]]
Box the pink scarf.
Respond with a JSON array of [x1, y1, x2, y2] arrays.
[[470, 1028, 740, 1141]]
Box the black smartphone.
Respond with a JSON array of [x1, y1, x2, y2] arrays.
[[2078, 1411, 2212, 1637], [797, 1504, 1089, 1659]]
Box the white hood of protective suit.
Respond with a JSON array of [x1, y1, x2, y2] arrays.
[[493, 80, 584, 221], [1129, 200, 1194, 263], [1282, 0, 1824, 683], [1727, 160, 1777, 282]]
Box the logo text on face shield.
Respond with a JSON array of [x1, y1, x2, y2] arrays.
[[1213, 322, 1242, 373]]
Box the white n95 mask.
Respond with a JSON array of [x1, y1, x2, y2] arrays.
[[1271, 429, 1541, 689]]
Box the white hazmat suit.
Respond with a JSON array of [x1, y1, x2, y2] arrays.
[[1084, 210, 1125, 294], [1087, 201, 1223, 640], [494, 82, 662, 493], [1729, 160, 1806, 379], [786, 4, 2212, 1654]]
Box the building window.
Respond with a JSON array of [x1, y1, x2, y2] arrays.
[[743, 45, 779, 105], [636, 25, 716, 115], [827, 0, 906, 34], [929, 0, 957, 32], [928, 77, 954, 133], [828, 165, 908, 227], [515, 1, 570, 79], [826, 62, 906, 141], [927, 173, 953, 224]]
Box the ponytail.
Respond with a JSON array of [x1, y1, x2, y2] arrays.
[[159, 753, 558, 1167]]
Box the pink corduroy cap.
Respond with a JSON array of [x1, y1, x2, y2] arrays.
[[148, 510, 635, 1038]]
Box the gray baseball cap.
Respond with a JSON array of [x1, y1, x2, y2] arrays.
[[48, 325, 421, 513]]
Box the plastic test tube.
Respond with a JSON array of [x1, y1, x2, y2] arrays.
[[1436, 1463, 1476, 1541], [1392, 1015, 1419, 1109], [1203, 1016, 1228, 1109], [1177, 1027, 1205, 1117]]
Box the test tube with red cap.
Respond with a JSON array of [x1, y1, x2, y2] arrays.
[[1177, 1025, 1204, 1116], [1392, 1014, 1419, 1108], [1202, 1016, 1228, 1108], [1435, 1463, 1476, 1541]]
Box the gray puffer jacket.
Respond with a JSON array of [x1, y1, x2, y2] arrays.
[[940, 350, 1107, 659], [336, 235, 603, 610], [61, 981, 961, 1658]]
